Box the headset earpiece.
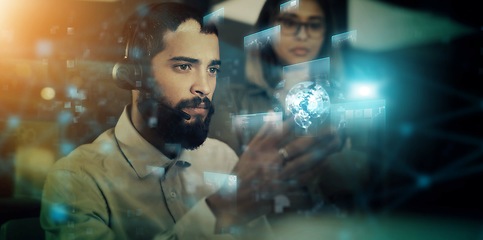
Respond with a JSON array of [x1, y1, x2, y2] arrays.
[[112, 5, 152, 90], [112, 58, 143, 90]]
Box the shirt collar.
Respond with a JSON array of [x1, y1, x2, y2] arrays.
[[114, 105, 174, 178]]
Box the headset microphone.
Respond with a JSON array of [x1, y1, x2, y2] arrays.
[[177, 110, 192, 121], [156, 100, 191, 121]]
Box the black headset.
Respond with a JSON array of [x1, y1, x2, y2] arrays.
[[112, 5, 156, 90]]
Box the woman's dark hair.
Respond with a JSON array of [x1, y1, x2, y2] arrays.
[[252, 0, 334, 88]]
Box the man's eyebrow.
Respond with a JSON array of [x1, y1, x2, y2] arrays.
[[169, 56, 200, 64], [209, 60, 221, 66]]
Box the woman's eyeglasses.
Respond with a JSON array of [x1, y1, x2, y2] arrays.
[[276, 17, 325, 38]]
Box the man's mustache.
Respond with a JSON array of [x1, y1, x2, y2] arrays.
[[176, 97, 212, 110]]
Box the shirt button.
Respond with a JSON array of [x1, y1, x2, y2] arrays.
[[170, 192, 177, 198]]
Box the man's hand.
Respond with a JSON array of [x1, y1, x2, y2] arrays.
[[206, 117, 341, 229]]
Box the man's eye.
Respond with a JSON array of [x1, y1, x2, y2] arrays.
[[208, 67, 220, 75], [175, 64, 191, 71]]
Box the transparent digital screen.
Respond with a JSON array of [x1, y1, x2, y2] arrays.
[[231, 112, 283, 151], [203, 8, 224, 26], [203, 171, 237, 195], [280, 0, 299, 12], [330, 99, 386, 152], [282, 57, 330, 85], [244, 25, 280, 51], [331, 30, 357, 48]]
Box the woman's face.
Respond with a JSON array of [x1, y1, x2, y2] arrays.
[[272, 0, 326, 65]]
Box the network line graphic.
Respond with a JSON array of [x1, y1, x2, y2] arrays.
[[0, 1, 482, 239]]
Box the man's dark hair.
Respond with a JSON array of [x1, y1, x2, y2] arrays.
[[122, 2, 218, 62]]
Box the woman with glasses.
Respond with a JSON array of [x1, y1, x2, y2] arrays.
[[210, 0, 334, 155], [210, 0, 370, 217], [261, 0, 330, 66]]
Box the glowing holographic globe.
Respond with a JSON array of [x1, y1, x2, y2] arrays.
[[285, 81, 330, 130]]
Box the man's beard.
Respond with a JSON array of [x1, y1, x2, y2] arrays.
[[137, 92, 214, 150]]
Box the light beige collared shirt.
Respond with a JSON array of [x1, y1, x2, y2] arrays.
[[40, 106, 271, 240]]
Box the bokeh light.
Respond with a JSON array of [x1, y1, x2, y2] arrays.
[[348, 82, 379, 99], [59, 141, 75, 156], [49, 203, 68, 223], [40, 87, 56, 100], [399, 122, 414, 137], [416, 175, 431, 189], [57, 111, 73, 125], [7, 115, 21, 129], [35, 40, 53, 57]]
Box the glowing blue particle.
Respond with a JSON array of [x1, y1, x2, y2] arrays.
[[148, 116, 157, 128], [57, 111, 73, 125], [274, 195, 290, 213], [416, 175, 431, 189], [136, 4, 150, 17], [50, 203, 68, 223], [148, 166, 165, 178], [36, 40, 53, 57], [100, 141, 114, 154], [60, 141, 75, 156], [131, 46, 143, 60], [74, 105, 85, 113], [66, 85, 78, 99], [7, 115, 20, 129], [64, 102, 71, 109], [399, 122, 413, 137]]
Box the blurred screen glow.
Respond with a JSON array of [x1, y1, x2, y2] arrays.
[[348, 82, 379, 99]]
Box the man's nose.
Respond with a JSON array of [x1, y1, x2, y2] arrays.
[[191, 73, 212, 97]]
